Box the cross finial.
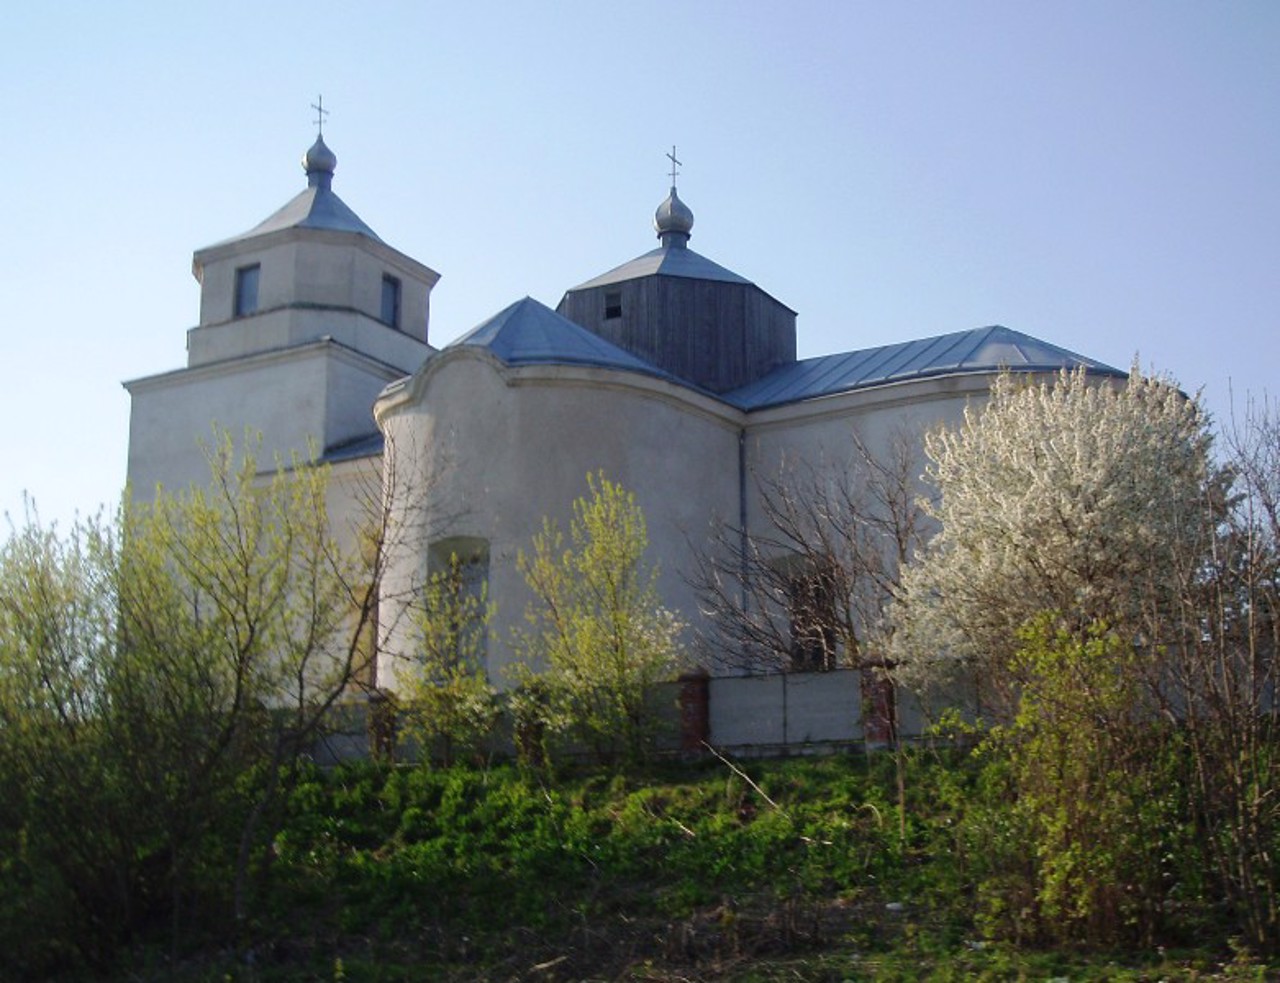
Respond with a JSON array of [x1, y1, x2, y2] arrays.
[[666, 145, 682, 187], [311, 94, 329, 137]]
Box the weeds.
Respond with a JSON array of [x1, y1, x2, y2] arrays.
[[77, 752, 1279, 979]]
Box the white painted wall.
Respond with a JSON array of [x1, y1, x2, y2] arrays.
[[376, 351, 745, 692], [186, 306, 432, 373], [742, 374, 995, 522], [125, 342, 405, 500]]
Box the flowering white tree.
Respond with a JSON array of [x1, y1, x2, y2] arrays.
[[892, 365, 1215, 704], [891, 369, 1280, 947]]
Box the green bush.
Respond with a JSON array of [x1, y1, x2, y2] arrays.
[[6, 739, 1272, 977]]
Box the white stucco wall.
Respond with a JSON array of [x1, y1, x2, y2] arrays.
[[742, 373, 995, 518], [376, 351, 745, 692], [726, 375, 993, 673], [374, 363, 1044, 693], [186, 306, 433, 374], [125, 342, 402, 500]]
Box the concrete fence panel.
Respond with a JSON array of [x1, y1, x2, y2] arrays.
[[707, 669, 863, 752], [781, 670, 862, 744], [708, 674, 787, 748]]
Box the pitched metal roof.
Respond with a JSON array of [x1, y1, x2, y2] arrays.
[[724, 325, 1126, 410], [213, 185, 382, 246], [447, 296, 680, 382], [323, 430, 385, 463], [205, 137, 382, 249], [444, 313, 1122, 411], [568, 245, 752, 291]]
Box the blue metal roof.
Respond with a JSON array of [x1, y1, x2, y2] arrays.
[[434, 305, 1124, 414], [447, 297, 680, 382], [724, 325, 1126, 410], [568, 245, 752, 291], [323, 431, 385, 463], [216, 185, 382, 245], [204, 137, 381, 248]]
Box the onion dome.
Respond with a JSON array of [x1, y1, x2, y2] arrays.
[[654, 186, 694, 247], [302, 135, 337, 190]]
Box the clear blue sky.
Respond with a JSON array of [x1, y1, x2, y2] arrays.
[[3, 1, 1277, 528]]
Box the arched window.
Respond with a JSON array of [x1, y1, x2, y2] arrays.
[[428, 536, 488, 590], [425, 537, 491, 667], [772, 555, 842, 672]]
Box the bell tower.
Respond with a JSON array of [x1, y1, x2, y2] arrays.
[[125, 121, 439, 497]]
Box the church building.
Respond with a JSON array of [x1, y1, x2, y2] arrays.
[[125, 132, 1125, 701]]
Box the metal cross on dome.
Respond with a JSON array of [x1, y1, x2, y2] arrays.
[[311, 95, 329, 137], [666, 145, 682, 187]]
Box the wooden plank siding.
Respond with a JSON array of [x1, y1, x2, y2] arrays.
[[558, 276, 797, 394]]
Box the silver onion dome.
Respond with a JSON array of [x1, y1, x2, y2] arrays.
[[654, 186, 694, 246], [302, 135, 337, 189]]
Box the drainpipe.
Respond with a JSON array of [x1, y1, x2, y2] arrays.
[[738, 427, 749, 641]]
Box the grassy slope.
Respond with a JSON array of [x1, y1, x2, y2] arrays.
[[157, 753, 1271, 981]]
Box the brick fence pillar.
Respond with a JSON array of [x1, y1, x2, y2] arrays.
[[861, 665, 896, 750], [368, 689, 398, 763], [678, 667, 711, 753]]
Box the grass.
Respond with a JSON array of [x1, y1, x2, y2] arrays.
[[116, 751, 1274, 981]]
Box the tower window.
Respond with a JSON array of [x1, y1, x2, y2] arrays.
[[604, 290, 622, 320], [234, 264, 260, 317], [381, 274, 401, 328]]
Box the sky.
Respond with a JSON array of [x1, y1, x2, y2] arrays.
[[3, 1, 1278, 529]]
